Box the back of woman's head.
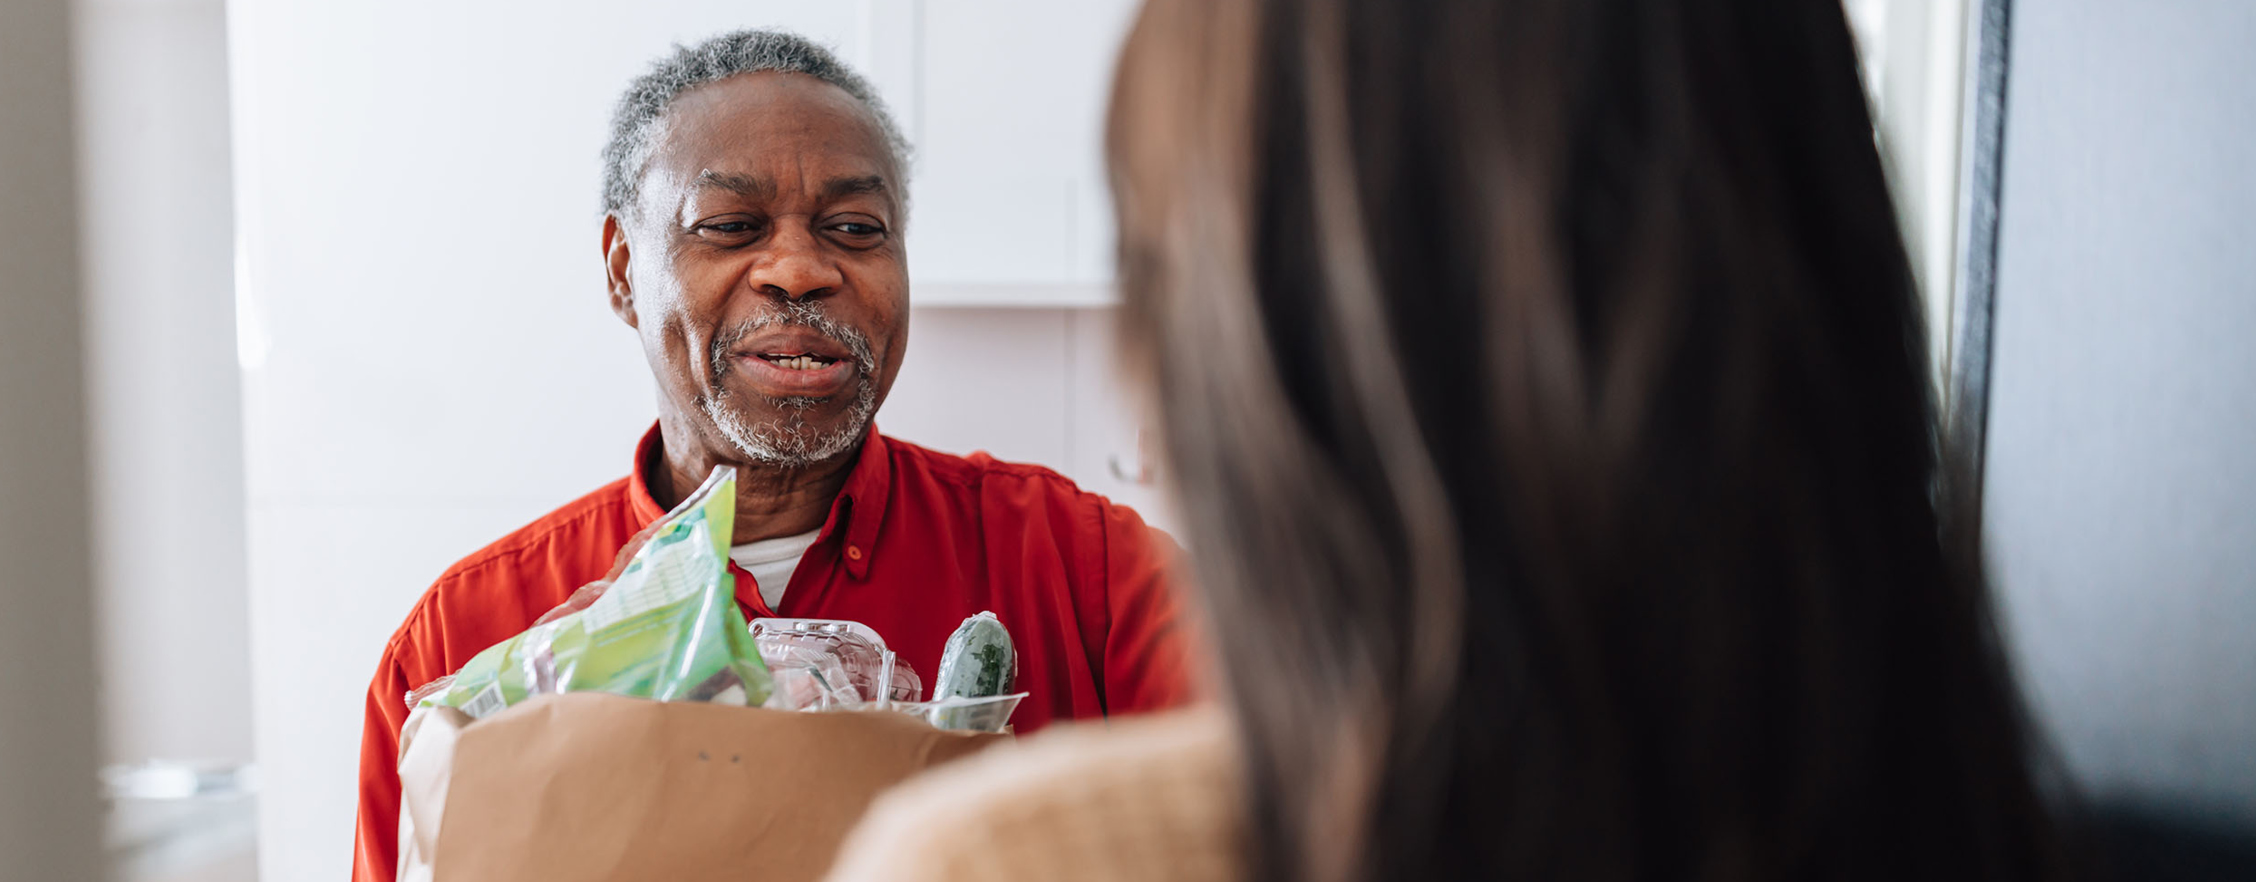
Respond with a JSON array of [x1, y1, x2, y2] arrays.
[[1106, 0, 2069, 880]]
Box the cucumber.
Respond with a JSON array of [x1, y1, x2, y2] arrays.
[[933, 611, 1016, 699]]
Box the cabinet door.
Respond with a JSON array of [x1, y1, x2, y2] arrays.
[[909, 0, 1141, 305]]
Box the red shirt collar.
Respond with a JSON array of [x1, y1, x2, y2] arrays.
[[626, 421, 892, 580]]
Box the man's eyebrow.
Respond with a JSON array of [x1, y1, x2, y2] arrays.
[[694, 169, 774, 199], [822, 175, 891, 200]]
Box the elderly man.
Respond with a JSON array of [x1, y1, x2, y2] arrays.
[[351, 30, 1192, 882]]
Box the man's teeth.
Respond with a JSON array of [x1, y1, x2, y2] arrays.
[[764, 355, 832, 371]]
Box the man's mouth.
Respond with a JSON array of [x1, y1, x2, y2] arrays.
[[710, 310, 875, 401], [723, 329, 862, 398], [729, 348, 855, 396]]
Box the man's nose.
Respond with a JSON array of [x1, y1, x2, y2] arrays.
[[746, 223, 843, 301]]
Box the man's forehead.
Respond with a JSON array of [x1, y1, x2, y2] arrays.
[[648, 71, 896, 182]]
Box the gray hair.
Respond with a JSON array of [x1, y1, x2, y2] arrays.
[[601, 29, 911, 219]]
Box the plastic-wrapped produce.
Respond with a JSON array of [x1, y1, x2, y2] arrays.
[[410, 466, 772, 717], [926, 611, 1022, 730], [933, 611, 1017, 699]]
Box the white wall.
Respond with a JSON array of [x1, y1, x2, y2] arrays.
[[0, 0, 107, 876], [227, 3, 1160, 880], [1984, 0, 2256, 820]]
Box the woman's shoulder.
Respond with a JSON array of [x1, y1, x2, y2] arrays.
[[825, 706, 1243, 882]]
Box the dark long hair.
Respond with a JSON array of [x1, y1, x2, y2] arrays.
[[1107, 1, 2070, 880]]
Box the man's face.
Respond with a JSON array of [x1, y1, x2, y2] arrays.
[[606, 71, 909, 469]]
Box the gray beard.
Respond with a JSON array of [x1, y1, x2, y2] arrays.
[[702, 382, 876, 469], [700, 302, 880, 470]]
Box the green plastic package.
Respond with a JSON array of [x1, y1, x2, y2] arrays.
[[416, 466, 772, 718]]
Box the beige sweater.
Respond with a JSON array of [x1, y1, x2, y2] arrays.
[[824, 707, 1244, 882]]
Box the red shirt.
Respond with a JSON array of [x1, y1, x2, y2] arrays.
[[352, 424, 1193, 882]]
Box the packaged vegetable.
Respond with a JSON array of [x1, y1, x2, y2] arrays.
[[929, 611, 1022, 730], [412, 465, 771, 718], [933, 610, 1017, 699]]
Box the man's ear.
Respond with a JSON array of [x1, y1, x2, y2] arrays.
[[602, 213, 638, 328]]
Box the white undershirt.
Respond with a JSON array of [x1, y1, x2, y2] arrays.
[[728, 529, 821, 611]]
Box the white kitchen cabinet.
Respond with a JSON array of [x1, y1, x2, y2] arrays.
[[905, 0, 1141, 306]]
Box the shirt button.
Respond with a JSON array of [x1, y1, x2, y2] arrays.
[[846, 545, 864, 561]]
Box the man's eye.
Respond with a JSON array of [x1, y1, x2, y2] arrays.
[[832, 222, 882, 236], [701, 221, 754, 235]]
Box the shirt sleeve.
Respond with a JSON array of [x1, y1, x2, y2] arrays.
[[353, 612, 442, 882], [1099, 503, 1200, 714]]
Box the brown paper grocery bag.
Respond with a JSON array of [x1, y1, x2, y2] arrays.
[[410, 692, 1004, 882], [396, 704, 472, 882]]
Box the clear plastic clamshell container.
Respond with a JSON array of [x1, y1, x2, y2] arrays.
[[750, 618, 923, 710]]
